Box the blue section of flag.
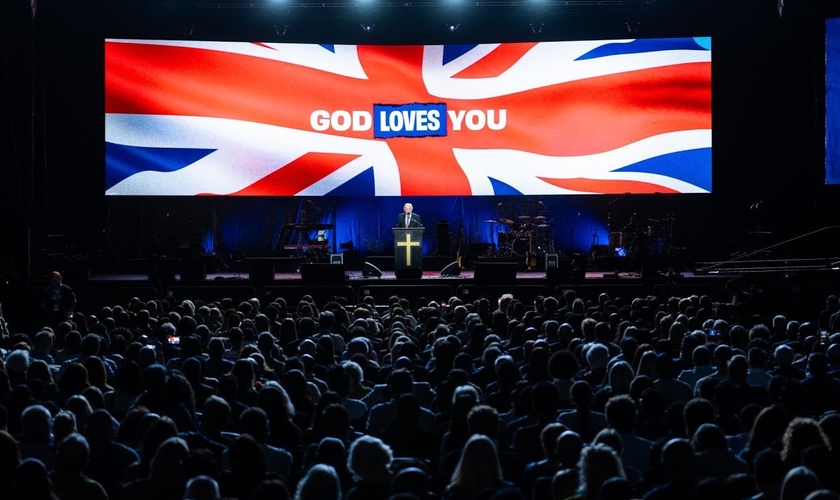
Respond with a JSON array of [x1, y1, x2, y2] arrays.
[[489, 177, 522, 195], [615, 148, 712, 191], [325, 167, 376, 196], [373, 103, 448, 139], [442, 44, 478, 65], [576, 37, 709, 61], [319, 44, 336, 53], [105, 142, 215, 190], [827, 18, 840, 184], [693, 37, 712, 50]]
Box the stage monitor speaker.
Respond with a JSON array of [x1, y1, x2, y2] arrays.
[[301, 263, 346, 285], [180, 260, 207, 280], [362, 262, 383, 278], [249, 263, 275, 284], [474, 261, 518, 286], [330, 254, 344, 265], [545, 254, 559, 271], [440, 261, 461, 277]]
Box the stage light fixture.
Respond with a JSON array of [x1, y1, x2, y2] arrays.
[[446, 22, 460, 32], [530, 22, 543, 34], [274, 24, 288, 36], [360, 23, 375, 32]]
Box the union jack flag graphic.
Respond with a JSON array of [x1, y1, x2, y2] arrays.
[[105, 37, 712, 196]]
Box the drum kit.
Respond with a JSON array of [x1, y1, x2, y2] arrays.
[[485, 214, 556, 262], [609, 213, 674, 257]]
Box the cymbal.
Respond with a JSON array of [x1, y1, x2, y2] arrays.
[[533, 216, 548, 221], [483, 219, 498, 223], [517, 215, 531, 221], [498, 218, 515, 226], [537, 224, 550, 229]]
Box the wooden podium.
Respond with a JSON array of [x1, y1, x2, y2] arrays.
[[393, 227, 424, 279]]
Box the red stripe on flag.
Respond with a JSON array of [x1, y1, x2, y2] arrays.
[[452, 43, 539, 79], [385, 138, 471, 195], [229, 152, 361, 196], [537, 177, 680, 194]]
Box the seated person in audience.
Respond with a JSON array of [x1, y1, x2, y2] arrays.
[[366, 369, 436, 435]]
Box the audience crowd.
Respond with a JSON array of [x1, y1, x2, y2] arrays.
[[1, 277, 840, 500]]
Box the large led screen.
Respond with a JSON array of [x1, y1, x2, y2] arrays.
[[105, 38, 712, 196], [828, 18, 840, 184]]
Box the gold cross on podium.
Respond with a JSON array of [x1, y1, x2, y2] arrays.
[[396, 233, 421, 267]]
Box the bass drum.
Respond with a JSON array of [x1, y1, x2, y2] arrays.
[[512, 236, 532, 256], [498, 232, 514, 255]]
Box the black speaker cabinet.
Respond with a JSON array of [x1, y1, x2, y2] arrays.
[[300, 264, 346, 285], [396, 268, 422, 280], [546, 257, 586, 283], [249, 263, 275, 284], [474, 261, 518, 286], [179, 259, 207, 280]]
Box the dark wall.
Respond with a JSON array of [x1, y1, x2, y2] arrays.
[[1, 0, 837, 274]]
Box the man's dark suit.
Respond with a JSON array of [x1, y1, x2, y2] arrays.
[[397, 212, 423, 228]]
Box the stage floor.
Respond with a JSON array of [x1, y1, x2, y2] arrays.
[[88, 270, 706, 282], [0, 268, 760, 330], [58, 268, 742, 315]]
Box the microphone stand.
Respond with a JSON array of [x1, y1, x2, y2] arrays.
[[569, 212, 581, 253], [607, 192, 631, 235]]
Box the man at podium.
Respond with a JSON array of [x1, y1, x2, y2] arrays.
[[394, 204, 424, 276], [397, 203, 423, 228]]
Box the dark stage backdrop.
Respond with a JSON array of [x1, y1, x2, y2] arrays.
[[106, 195, 623, 260]]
